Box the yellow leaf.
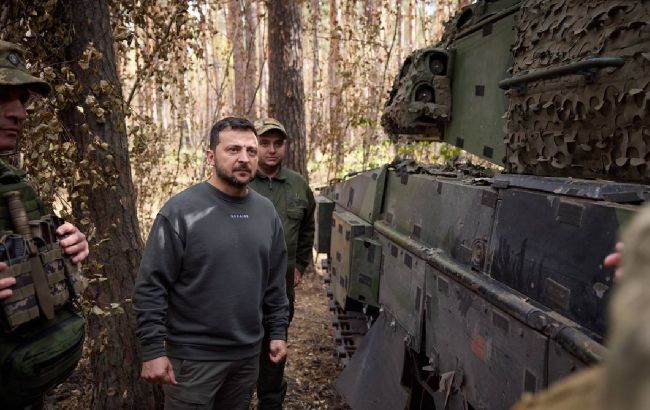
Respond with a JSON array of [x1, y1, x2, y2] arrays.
[[91, 306, 104, 315], [99, 80, 111, 93]]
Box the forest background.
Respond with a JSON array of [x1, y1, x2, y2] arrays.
[[2, 0, 470, 408]]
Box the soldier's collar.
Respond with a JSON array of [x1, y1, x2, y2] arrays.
[[256, 166, 287, 181], [0, 159, 26, 182]]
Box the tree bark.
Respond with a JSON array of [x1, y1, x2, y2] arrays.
[[173, 40, 190, 190], [256, 0, 267, 118], [328, 0, 343, 178], [226, 0, 247, 115], [56, 0, 161, 407], [362, 0, 382, 168], [308, 0, 321, 160], [396, 0, 404, 62], [211, 3, 225, 120], [267, 0, 308, 177], [200, 7, 212, 144], [243, 0, 258, 117]]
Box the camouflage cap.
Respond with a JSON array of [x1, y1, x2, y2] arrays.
[[0, 41, 51, 95], [254, 118, 288, 139]]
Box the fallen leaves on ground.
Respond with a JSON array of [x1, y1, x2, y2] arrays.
[[275, 267, 350, 410]]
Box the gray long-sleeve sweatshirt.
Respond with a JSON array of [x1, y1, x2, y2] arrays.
[[133, 181, 289, 361]]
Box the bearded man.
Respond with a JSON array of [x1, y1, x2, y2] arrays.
[[133, 116, 289, 410]]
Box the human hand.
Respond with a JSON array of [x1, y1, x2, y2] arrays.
[[269, 339, 287, 364], [0, 262, 15, 300], [294, 267, 302, 286], [57, 222, 89, 264], [604, 242, 623, 281], [141, 356, 177, 385]]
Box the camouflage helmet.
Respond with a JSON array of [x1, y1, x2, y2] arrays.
[[0, 41, 50, 95], [254, 118, 288, 139]]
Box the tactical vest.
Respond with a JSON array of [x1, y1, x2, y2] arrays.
[[0, 161, 86, 408]]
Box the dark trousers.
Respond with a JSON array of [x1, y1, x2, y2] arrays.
[[256, 278, 295, 409], [164, 356, 259, 410]]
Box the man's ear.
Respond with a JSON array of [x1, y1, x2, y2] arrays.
[[206, 148, 215, 166]]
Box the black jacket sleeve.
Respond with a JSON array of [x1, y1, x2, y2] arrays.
[[133, 214, 184, 361]]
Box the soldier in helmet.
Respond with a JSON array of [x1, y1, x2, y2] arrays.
[[0, 40, 89, 409], [249, 118, 315, 409]]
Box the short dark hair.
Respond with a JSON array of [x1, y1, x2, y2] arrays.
[[209, 117, 257, 150]]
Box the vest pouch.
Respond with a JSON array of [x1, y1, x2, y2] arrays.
[[0, 234, 39, 331], [0, 218, 88, 332], [0, 306, 85, 407]]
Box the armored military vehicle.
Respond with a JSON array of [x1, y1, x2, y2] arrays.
[[315, 0, 650, 409]]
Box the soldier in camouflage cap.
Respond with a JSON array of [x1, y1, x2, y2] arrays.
[[0, 40, 87, 299], [249, 118, 315, 410], [0, 41, 51, 157], [0, 41, 51, 96], [0, 40, 89, 410]]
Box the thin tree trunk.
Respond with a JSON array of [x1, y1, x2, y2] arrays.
[[362, 0, 380, 167], [404, 0, 415, 51], [201, 6, 212, 143], [308, 0, 321, 161], [155, 83, 166, 131], [396, 0, 403, 62], [243, 0, 258, 117], [211, 3, 223, 120], [328, 0, 343, 178], [267, 0, 308, 177], [226, 0, 246, 115], [173, 42, 189, 190]]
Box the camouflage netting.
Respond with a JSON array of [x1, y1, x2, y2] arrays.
[[505, 0, 650, 182]]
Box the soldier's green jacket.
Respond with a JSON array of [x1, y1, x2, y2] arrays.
[[249, 167, 315, 278], [0, 160, 50, 231], [0, 159, 86, 408]]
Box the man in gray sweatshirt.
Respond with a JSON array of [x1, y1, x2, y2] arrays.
[[133, 117, 289, 410]]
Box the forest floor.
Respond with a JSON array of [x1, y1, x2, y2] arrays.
[[255, 262, 350, 410], [46, 261, 349, 409]]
